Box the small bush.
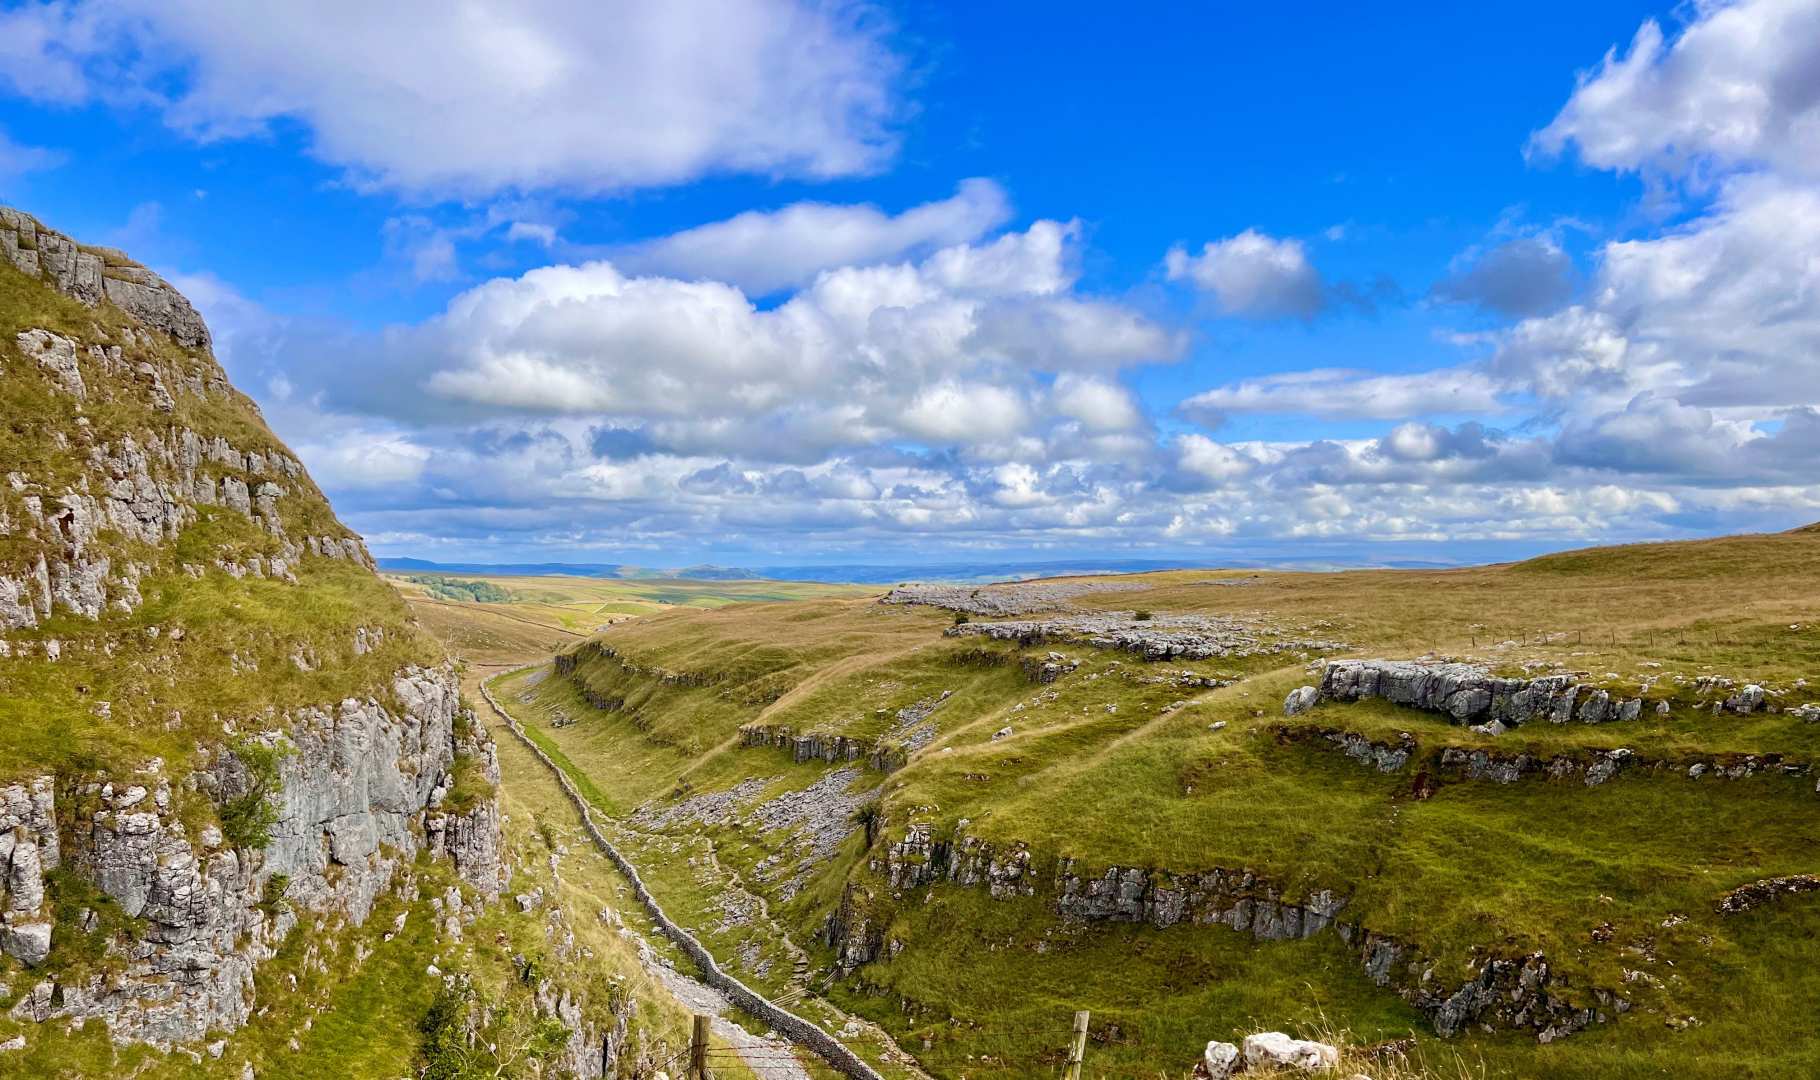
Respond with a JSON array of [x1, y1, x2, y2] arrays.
[[258, 873, 290, 916], [218, 737, 290, 849], [1133, 610, 1153, 621], [953, 612, 970, 626]]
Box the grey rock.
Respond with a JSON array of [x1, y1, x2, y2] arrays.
[[1283, 685, 1319, 716], [1724, 685, 1766, 714], [0, 921, 50, 966], [1320, 659, 1644, 729]]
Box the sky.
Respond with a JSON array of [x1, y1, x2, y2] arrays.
[[2, 0, 1818, 568]]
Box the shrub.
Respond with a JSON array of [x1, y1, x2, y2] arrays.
[[1133, 610, 1153, 621], [218, 737, 290, 849]]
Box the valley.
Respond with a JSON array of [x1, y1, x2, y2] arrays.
[[467, 531, 1820, 1078]]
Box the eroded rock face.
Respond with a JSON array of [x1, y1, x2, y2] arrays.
[[0, 207, 505, 1051], [854, 822, 1621, 1042], [4, 666, 504, 1047], [1319, 660, 1647, 728], [2, 208, 210, 347], [949, 612, 1346, 662], [881, 580, 1149, 617], [0, 778, 57, 966]]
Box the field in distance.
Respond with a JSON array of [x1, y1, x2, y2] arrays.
[[387, 569, 876, 667]]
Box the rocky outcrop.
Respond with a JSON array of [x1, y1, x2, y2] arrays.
[[4, 666, 504, 1047], [2, 208, 209, 347], [427, 700, 508, 901], [1716, 874, 1820, 916], [0, 206, 504, 1052], [1275, 726, 1416, 772], [1341, 929, 1621, 1041], [854, 822, 1618, 1042], [875, 824, 1344, 942], [738, 725, 907, 773], [1280, 723, 1819, 794], [881, 579, 1148, 616], [556, 641, 717, 690], [1319, 660, 1647, 728], [949, 612, 1346, 662], [0, 778, 57, 966]]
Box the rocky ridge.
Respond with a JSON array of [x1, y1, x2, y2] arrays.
[[826, 822, 1621, 1042], [948, 611, 1347, 662], [0, 207, 506, 1051]]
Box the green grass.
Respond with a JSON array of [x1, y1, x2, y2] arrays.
[[830, 886, 1427, 1079]]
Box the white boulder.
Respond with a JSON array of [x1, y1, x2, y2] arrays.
[[1243, 1031, 1339, 1071], [1201, 1040, 1240, 1078]]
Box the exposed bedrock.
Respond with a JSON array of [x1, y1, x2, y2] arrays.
[[3, 665, 506, 1048], [738, 725, 908, 773], [1275, 723, 1819, 792], [1318, 659, 1652, 727], [828, 823, 1621, 1042]]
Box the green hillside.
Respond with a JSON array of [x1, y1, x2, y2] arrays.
[[493, 525, 1820, 1078]]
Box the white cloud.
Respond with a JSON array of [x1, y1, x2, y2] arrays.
[[365, 222, 1176, 457], [900, 382, 1030, 443], [1164, 230, 1325, 318], [1174, 434, 1256, 485], [0, 0, 903, 196], [1492, 174, 1820, 411], [1532, 0, 1820, 179], [297, 432, 433, 490], [616, 179, 1011, 295], [1051, 374, 1142, 432], [1181, 367, 1506, 421]]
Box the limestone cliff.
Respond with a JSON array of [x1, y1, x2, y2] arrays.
[[0, 207, 505, 1049]]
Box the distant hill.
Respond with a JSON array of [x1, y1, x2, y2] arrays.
[[378, 555, 1468, 585]]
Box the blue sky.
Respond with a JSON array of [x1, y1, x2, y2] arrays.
[[2, 0, 1817, 567]]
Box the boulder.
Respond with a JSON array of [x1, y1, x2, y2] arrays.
[[1201, 1040, 1240, 1078], [1724, 685, 1766, 714], [0, 920, 51, 966], [1283, 686, 1318, 716], [1242, 1031, 1339, 1071]]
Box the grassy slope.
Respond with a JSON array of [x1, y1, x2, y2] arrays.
[[507, 526, 1820, 1078], [0, 258, 439, 783], [387, 571, 875, 635]]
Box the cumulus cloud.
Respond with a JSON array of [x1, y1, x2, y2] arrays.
[[615, 179, 1011, 295], [1490, 174, 1820, 411], [1432, 235, 1578, 318], [329, 221, 1176, 457], [1531, 0, 1820, 180], [1164, 230, 1326, 318], [1051, 374, 1143, 432], [0, 0, 902, 196]]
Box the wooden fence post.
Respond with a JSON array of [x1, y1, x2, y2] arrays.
[[690, 1014, 710, 1080], [1065, 1010, 1090, 1080]]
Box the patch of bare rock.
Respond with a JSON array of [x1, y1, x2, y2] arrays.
[[880, 579, 1149, 616], [949, 611, 1346, 661], [1197, 1032, 1341, 1077]]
